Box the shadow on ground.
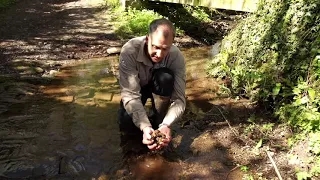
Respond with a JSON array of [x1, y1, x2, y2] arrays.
[[0, 0, 120, 67]]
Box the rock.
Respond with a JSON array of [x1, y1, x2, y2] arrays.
[[34, 67, 44, 73], [49, 70, 58, 75], [67, 52, 76, 59], [106, 47, 121, 55], [43, 44, 53, 50], [86, 101, 96, 106], [210, 40, 222, 57], [99, 68, 109, 75], [206, 27, 215, 34], [59, 156, 85, 175], [96, 173, 109, 180]]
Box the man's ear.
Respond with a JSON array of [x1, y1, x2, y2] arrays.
[[146, 35, 149, 43]]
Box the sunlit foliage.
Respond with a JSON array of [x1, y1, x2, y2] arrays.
[[208, 0, 320, 177]]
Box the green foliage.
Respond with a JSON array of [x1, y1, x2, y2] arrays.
[[311, 156, 320, 176], [113, 8, 163, 39], [296, 156, 320, 179], [296, 171, 311, 180], [240, 165, 249, 172], [104, 0, 120, 8], [276, 51, 320, 131], [208, 0, 320, 131], [0, 0, 15, 8], [183, 5, 212, 23], [309, 132, 320, 155], [207, 1, 319, 178]]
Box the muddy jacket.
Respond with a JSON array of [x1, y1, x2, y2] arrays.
[[119, 36, 186, 131]]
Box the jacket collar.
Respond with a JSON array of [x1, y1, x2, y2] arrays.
[[137, 36, 153, 67]]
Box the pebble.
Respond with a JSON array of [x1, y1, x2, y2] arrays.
[[206, 27, 215, 34], [49, 70, 58, 75], [35, 67, 44, 73], [106, 47, 121, 54]]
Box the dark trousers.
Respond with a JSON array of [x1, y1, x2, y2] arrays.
[[118, 68, 174, 155]]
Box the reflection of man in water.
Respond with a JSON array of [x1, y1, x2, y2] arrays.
[[118, 18, 186, 153]]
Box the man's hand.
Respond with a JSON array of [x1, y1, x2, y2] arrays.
[[156, 125, 171, 150], [142, 126, 157, 150]]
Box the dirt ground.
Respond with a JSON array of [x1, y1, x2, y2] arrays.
[[0, 0, 301, 179]]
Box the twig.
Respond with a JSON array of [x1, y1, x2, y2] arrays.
[[266, 150, 283, 180], [225, 165, 241, 180], [215, 106, 239, 136]]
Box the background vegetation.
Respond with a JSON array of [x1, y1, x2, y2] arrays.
[[208, 0, 320, 178], [106, 0, 242, 44], [0, 0, 15, 8], [112, 7, 164, 39]]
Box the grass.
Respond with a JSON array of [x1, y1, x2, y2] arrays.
[[112, 8, 164, 39]]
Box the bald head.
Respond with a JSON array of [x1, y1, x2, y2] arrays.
[[146, 19, 175, 63], [149, 18, 176, 40]]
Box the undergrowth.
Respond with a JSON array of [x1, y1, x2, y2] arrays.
[[105, 0, 236, 42], [0, 0, 15, 8], [113, 8, 164, 39], [208, 0, 320, 178]]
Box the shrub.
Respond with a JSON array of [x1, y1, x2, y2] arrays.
[[208, 0, 320, 131], [113, 8, 163, 39], [0, 0, 15, 8]]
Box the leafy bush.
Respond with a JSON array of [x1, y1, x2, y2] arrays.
[[208, 0, 320, 131], [208, 0, 320, 177], [183, 5, 212, 23], [113, 8, 163, 39], [0, 0, 15, 8], [104, 0, 120, 9]]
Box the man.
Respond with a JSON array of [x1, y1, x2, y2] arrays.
[[118, 18, 186, 151]]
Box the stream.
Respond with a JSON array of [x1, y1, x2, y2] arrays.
[[0, 46, 243, 179]]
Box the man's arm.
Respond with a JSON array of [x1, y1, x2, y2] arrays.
[[119, 52, 152, 131], [162, 50, 186, 126]]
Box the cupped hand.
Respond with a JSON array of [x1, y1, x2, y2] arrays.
[[156, 125, 172, 150], [142, 126, 157, 150]]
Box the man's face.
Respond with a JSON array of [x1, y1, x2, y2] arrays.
[[146, 28, 173, 63]]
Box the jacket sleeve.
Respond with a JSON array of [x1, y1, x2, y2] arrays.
[[162, 51, 186, 126], [119, 52, 152, 131]]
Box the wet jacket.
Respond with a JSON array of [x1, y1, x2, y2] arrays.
[[119, 36, 186, 131]]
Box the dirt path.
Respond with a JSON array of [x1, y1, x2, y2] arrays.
[[0, 0, 122, 67]]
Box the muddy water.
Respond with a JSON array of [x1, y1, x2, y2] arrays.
[[0, 47, 243, 179]]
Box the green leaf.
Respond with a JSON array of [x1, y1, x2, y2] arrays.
[[255, 139, 263, 150], [240, 165, 249, 172], [272, 83, 282, 96], [293, 88, 301, 95], [308, 89, 316, 102], [295, 96, 309, 106], [297, 171, 311, 180], [300, 96, 309, 104]]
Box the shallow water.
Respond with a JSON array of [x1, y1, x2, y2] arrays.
[[0, 46, 243, 179]]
